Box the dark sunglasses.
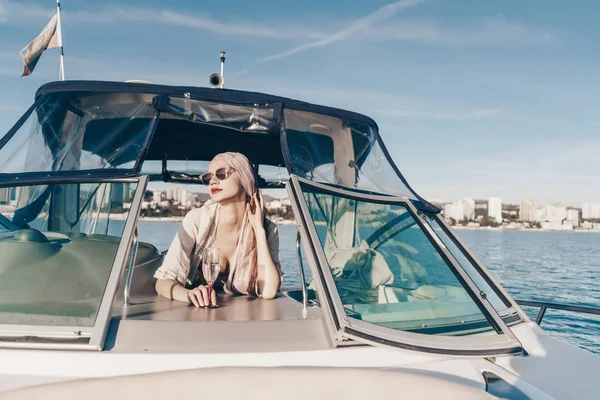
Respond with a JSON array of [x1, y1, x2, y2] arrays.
[[201, 167, 236, 185]]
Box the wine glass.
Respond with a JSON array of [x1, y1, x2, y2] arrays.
[[202, 247, 220, 307]]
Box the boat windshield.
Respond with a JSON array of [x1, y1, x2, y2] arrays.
[[301, 184, 496, 335], [0, 92, 158, 178], [284, 109, 422, 201], [291, 176, 523, 343], [0, 180, 138, 330]]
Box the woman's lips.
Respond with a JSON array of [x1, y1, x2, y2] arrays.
[[211, 188, 222, 194]]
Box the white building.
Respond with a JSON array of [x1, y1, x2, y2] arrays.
[[533, 204, 567, 223], [461, 197, 475, 220], [170, 187, 191, 206], [567, 209, 580, 226], [553, 205, 567, 221], [541, 205, 553, 220], [444, 202, 464, 222], [582, 203, 600, 220], [266, 200, 283, 211], [519, 200, 534, 222], [488, 197, 502, 223]]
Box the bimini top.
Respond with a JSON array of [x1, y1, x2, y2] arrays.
[[0, 80, 437, 212]]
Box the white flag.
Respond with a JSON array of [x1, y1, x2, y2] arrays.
[[20, 14, 62, 77]]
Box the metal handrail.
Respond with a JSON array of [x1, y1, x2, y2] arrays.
[[296, 230, 308, 309], [123, 228, 139, 306], [516, 300, 600, 325]]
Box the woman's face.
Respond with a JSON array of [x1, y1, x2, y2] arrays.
[[206, 159, 246, 204]]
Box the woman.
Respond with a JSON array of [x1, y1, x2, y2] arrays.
[[154, 152, 282, 307]]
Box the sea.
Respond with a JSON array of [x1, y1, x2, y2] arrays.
[[138, 221, 600, 354]]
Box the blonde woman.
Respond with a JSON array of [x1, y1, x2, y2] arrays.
[[154, 152, 282, 307]]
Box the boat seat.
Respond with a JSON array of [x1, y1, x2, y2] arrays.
[[116, 242, 164, 298], [0, 367, 497, 399], [134, 241, 163, 267]]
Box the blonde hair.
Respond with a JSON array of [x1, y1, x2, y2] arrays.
[[211, 152, 260, 295]]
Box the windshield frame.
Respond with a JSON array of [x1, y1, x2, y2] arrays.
[[287, 175, 523, 356], [0, 176, 148, 351]]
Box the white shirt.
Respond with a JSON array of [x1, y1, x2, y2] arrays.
[[153, 201, 282, 294]]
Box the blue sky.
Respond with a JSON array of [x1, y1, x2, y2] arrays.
[[0, 0, 599, 206]]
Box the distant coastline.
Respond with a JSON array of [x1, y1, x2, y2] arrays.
[[451, 225, 600, 233]]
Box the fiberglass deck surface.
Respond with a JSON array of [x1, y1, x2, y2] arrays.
[[105, 293, 332, 353]]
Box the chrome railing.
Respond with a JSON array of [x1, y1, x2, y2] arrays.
[[296, 230, 308, 309], [123, 228, 139, 305], [516, 300, 600, 325]]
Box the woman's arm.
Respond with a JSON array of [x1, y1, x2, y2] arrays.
[[255, 227, 281, 299], [154, 208, 216, 306], [155, 279, 216, 307], [247, 191, 281, 299], [155, 279, 191, 303]]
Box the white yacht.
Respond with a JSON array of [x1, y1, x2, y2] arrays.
[[0, 80, 598, 399]]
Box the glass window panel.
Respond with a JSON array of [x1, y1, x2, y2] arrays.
[[0, 92, 156, 175], [284, 109, 415, 198], [303, 186, 494, 335], [0, 181, 137, 327], [165, 97, 274, 133], [257, 165, 289, 188], [424, 215, 518, 319]]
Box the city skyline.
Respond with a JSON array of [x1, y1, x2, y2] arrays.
[[1, 1, 599, 204], [440, 193, 600, 231], [434, 194, 595, 209]]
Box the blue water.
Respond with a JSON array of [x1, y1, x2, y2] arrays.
[[457, 229, 600, 354], [138, 221, 600, 354]]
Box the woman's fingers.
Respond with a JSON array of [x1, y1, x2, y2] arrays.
[[188, 286, 212, 308], [188, 290, 200, 308], [198, 286, 209, 307], [210, 287, 217, 306]]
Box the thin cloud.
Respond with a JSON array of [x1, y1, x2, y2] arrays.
[[0, 0, 54, 23], [379, 107, 505, 120], [65, 6, 327, 39], [255, 0, 428, 62], [0, 67, 17, 77], [0, 1, 7, 22], [0, 104, 27, 112], [0, 1, 326, 39], [0, 51, 19, 60], [368, 16, 558, 47]]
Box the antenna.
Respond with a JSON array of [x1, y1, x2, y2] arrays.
[[220, 51, 226, 88], [209, 51, 226, 89]]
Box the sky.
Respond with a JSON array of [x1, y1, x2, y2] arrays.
[[0, 0, 599, 206]]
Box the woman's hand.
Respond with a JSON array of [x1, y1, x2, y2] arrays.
[[246, 190, 266, 234], [188, 285, 217, 308]]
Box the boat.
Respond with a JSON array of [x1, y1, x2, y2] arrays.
[[0, 79, 598, 399]]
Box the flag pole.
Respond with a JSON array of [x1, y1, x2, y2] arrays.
[[56, 0, 65, 80]]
